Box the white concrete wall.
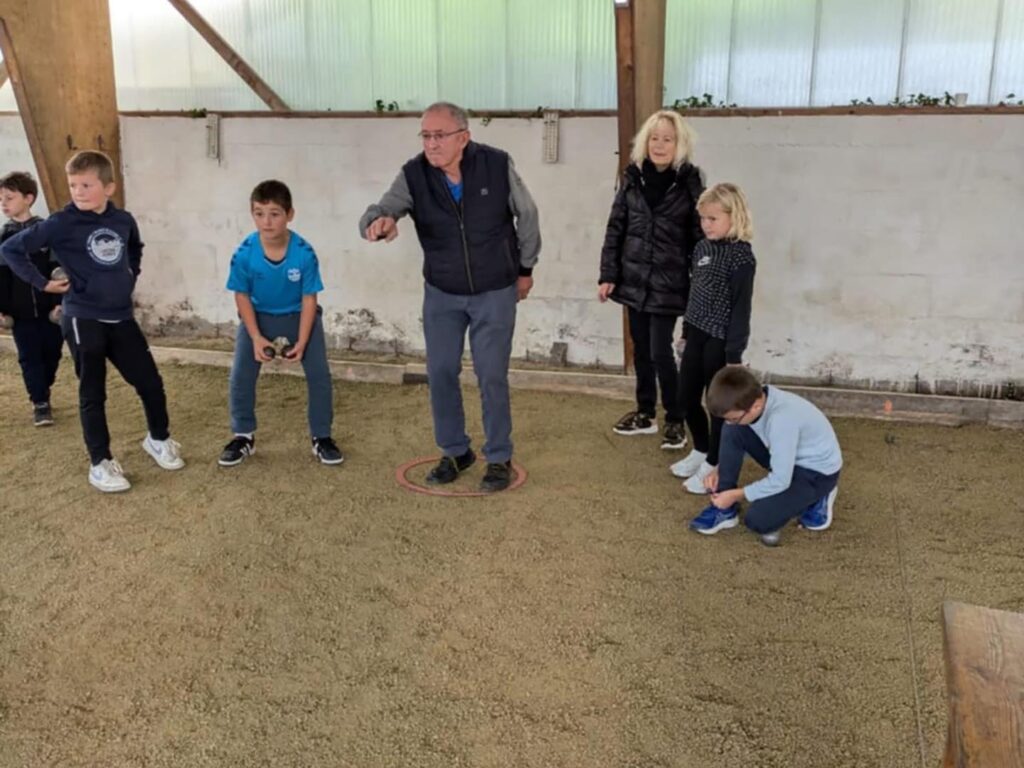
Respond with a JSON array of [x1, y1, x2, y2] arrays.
[[0, 118, 50, 217], [2, 113, 1022, 393]]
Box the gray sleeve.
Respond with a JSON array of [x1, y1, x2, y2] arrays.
[[358, 171, 414, 239], [508, 159, 541, 271]]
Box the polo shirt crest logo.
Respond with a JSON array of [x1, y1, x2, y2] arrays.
[[86, 228, 124, 265], [287, 268, 301, 282]]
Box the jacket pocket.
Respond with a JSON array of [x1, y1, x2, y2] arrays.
[[82, 268, 136, 309]]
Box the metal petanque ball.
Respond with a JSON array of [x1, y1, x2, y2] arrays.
[[48, 305, 63, 325], [51, 266, 68, 282], [263, 336, 295, 359]]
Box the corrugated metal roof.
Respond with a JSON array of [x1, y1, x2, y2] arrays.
[[0, 0, 1018, 111]]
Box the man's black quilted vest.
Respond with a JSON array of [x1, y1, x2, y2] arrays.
[[402, 142, 519, 295]]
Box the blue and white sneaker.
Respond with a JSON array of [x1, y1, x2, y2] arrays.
[[799, 486, 838, 531], [689, 504, 739, 535]]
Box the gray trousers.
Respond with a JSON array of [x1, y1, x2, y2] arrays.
[[422, 282, 517, 463], [229, 309, 333, 438]]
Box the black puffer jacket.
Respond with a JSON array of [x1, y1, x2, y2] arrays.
[[0, 217, 60, 319], [599, 161, 704, 315]]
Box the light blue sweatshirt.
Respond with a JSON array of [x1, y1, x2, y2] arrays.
[[744, 386, 843, 502]]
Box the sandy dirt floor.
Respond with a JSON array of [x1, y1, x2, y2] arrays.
[[1, 352, 1022, 768]]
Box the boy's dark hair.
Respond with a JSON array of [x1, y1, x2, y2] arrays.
[[66, 150, 116, 184], [707, 366, 764, 417], [250, 180, 293, 211], [0, 171, 38, 200]]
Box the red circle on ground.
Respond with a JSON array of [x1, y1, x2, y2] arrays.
[[395, 456, 528, 497]]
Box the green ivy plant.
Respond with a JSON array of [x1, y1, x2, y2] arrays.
[[671, 93, 736, 110]]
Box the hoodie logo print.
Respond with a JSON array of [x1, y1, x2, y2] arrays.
[[86, 228, 125, 266]]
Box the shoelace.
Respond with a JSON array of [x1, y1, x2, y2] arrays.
[[226, 437, 251, 452], [104, 459, 125, 476]]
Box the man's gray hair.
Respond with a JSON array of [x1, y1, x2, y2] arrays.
[[423, 101, 469, 130]]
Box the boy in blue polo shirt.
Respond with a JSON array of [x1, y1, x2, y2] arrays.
[[218, 180, 342, 467]]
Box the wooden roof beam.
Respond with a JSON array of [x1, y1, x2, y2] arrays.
[[166, 0, 291, 112]]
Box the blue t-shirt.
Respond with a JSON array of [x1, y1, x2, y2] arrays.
[[226, 230, 324, 314], [445, 177, 463, 203]]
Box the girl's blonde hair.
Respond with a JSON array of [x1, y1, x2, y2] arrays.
[[698, 183, 753, 242], [629, 110, 696, 169]]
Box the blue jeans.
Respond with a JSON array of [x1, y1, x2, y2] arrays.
[[718, 423, 840, 534], [229, 308, 333, 438], [422, 282, 517, 463]]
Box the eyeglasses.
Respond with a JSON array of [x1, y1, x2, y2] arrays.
[[723, 405, 752, 425], [418, 128, 466, 143]]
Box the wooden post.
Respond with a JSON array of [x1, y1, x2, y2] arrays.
[[0, 60, 8, 90], [613, 0, 667, 373], [941, 601, 1024, 767], [0, 0, 122, 210], [632, 0, 667, 125], [166, 0, 291, 112], [614, 1, 636, 372]]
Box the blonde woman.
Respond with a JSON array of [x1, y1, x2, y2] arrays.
[[599, 109, 704, 449], [670, 183, 757, 500]]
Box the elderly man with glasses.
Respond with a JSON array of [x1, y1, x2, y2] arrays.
[[359, 101, 541, 492]]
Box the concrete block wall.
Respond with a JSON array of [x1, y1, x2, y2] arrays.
[[0, 112, 1021, 395]]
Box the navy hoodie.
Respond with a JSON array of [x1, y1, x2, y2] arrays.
[[0, 202, 143, 321]]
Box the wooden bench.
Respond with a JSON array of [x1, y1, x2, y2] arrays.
[[942, 601, 1024, 767]]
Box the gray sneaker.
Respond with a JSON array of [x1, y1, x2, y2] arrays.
[[33, 402, 53, 427]]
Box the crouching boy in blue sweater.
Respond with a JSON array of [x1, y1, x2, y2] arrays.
[[688, 366, 842, 546]]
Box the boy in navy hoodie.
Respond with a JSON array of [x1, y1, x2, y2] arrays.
[[0, 171, 63, 426], [1, 150, 185, 492]]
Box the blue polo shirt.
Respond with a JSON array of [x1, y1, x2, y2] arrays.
[[226, 230, 324, 314]]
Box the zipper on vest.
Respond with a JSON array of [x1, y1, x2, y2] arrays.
[[447, 191, 475, 293]]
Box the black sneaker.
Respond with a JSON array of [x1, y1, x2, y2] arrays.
[[219, 435, 255, 467], [612, 411, 658, 435], [313, 436, 344, 465], [480, 461, 512, 493], [33, 402, 54, 427], [661, 422, 687, 450], [426, 449, 476, 485]]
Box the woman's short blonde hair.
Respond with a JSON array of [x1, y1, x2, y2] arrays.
[[698, 182, 754, 242], [629, 110, 696, 169]]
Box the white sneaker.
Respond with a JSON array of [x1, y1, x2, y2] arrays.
[[683, 461, 715, 494], [670, 449, 707, 478], [143, 434, 185, 470], [89, 458, 131, 493]]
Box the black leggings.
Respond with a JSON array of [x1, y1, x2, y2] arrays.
[[678, 325, 726, 465], [63, 316, 170, 464], [627, 307, 682, 423]]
